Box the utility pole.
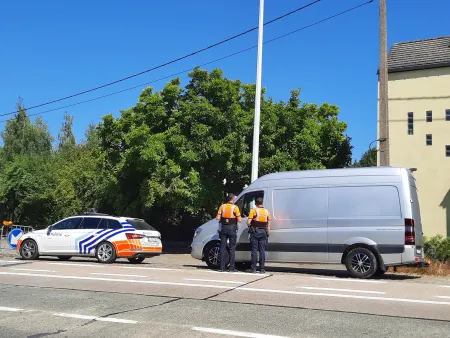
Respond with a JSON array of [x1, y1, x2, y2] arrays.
[[251, 0, 265, 183], [378, 0, 389, 166]]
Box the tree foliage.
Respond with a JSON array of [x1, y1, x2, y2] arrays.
[[353, 147, 377, 167], [0, 68, 354, 239]]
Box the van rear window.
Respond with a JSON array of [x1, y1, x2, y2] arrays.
[[126, 219, 156, 231], [328, 185, 401, 218]]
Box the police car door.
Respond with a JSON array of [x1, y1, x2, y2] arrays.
[[234, 190, 266, 262], [41, 217, 83, 254]]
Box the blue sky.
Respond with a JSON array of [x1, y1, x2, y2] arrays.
[[0, 0, 448, 160]]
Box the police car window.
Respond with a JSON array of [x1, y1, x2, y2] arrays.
[[79, 217, 101, 229], [126, 219, 156, 231], [107, 219, 122, 229], [97, 219, 107, 229], [52, 217, 83, 230], [241, 191, 264, 217]]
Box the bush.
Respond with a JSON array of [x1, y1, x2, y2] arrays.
[[424, 235, 450, 262]]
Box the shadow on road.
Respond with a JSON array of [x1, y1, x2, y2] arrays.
[[183, 263, 421, 281]]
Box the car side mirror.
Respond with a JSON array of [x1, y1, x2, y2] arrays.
[[47, 226, 53, 235]]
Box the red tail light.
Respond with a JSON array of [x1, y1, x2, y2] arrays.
[[126, 233, 145, 239], [405, 218, 415, 245]]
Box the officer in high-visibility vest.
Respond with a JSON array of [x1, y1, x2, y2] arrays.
[[216, 193, 242, 272], [247, 197, 271, 274]]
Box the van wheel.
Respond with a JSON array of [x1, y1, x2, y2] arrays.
[[204, 242, 228, 270], [345, 247, 378, 279]]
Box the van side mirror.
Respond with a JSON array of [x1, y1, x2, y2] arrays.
[[47, 225, 53, 235]]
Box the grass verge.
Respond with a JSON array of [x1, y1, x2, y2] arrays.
[[389, 260, 450, 276]]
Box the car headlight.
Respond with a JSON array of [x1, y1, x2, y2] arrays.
[[193, 228, 202, 239]]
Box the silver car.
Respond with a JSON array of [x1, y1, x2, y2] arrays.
[[191, 167, 425, 278]]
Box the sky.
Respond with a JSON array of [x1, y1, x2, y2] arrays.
[[0, 0, 449, 160]]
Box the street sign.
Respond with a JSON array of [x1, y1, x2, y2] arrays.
[[7, 229, 24, 249]]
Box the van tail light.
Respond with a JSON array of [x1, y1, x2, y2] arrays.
[[405, 218, 415, 245], [126, 233, 145, 240]]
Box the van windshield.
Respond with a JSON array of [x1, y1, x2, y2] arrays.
[[126, 219, 156, 231]]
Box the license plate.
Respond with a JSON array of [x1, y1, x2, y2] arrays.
[[145, 237, 159, 245]]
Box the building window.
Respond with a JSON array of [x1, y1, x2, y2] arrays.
[[426, 134, 432, 146], [426, 111, 432, 122], [407, 112, 414, 135], [446, 109, 450, 121], [447, 145, 450, 157]]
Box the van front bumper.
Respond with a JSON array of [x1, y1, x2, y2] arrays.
[[190, 241, 203, 260]]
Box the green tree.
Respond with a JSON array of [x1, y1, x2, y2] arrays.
[[58, 112, 76, 151], [1, 99, 52, 161], [96, 68, 353, 239], [353, 147, 377, 167]]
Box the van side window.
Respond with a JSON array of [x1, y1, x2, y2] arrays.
[[328, 185, 401, 218], [272, 188, 327, 220], [235, 191, 264, 217]]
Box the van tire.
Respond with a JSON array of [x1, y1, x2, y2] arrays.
[[345, 247, 378, 279], [204, 242, 227, 270]]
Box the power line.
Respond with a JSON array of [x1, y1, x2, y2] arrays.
[[2, 0, 321, 117], [0, 0, 374, 124]]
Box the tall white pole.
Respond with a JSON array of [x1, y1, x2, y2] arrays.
[[251, 0, 265, 183]]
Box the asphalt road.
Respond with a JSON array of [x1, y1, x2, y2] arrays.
[[0, 255, 449, 338]]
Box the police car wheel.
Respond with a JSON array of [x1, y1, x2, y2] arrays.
[[345, 247, 378, 279], [57, 256, 72, 261], [128, 257, 145, 264], [95, 242, 117, 264], [20, 239, 39, 260], [205, 242, 228, 270]]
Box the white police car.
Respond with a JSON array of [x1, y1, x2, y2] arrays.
[[17, 212, 162, 264]]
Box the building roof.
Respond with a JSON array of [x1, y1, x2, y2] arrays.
[[387, 36, 450, 73]]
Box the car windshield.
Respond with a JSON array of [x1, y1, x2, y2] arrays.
[[126, 219, 156, 231]]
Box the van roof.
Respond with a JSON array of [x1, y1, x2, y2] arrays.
[[256, 166, 408, 182]]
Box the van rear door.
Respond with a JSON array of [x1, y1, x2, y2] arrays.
[[408, 172, 424, 247]]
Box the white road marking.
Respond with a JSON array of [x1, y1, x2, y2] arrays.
[[0, 260, 21, 264], [192, 327, 289, 338], [48, 263, 104, 268], [0, 272, 232, 289], [237, 287, 450, 305], [311, 277, 387, 284], [436, 296, 450, 299], [300, 287, 385, 295], [10, 268, 56, 273], [184, 278, 244, 284], [91, 273, 148, 278], [440, 285, 450, 288], [0, 306, 23, 312], [121, 266, 178, 271], [209, 271, 267, 276], [53, 313, 137, 324]]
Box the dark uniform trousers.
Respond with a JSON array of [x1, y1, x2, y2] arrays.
[[219, 224, 237, 270], [250, 228, 267, 271]]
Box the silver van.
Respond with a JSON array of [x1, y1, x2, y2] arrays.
[[191, 167, 425, 278]]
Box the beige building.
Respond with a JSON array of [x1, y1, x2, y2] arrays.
[[378, 36, 450, 237]]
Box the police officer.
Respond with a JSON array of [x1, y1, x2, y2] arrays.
[[216, 193, 242, 272], [247, 197, 271, 274]]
